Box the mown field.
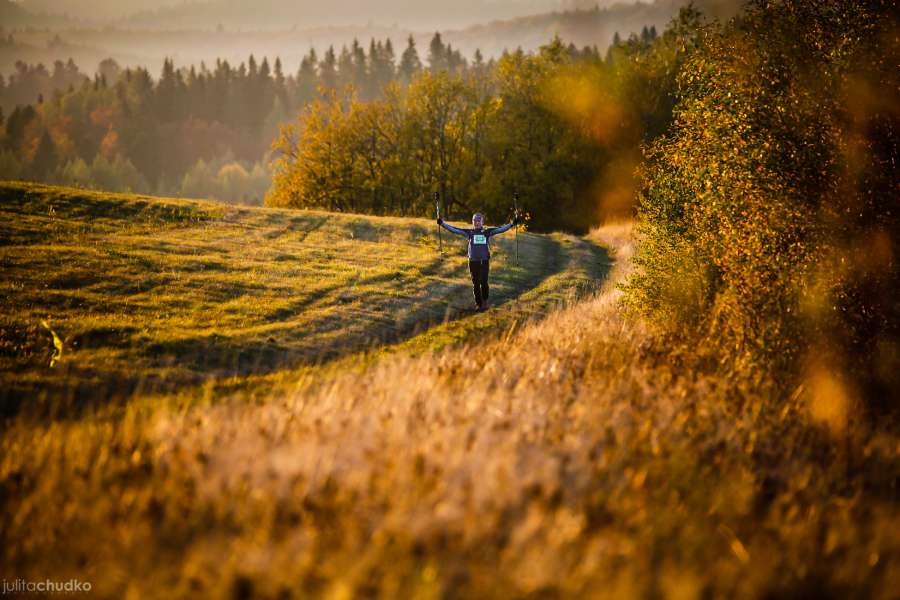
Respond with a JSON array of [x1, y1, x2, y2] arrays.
[[0, 182, 606, 417], [1, 183, 899, 599]]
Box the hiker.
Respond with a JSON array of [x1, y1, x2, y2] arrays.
[[437, 212, 518, 311]]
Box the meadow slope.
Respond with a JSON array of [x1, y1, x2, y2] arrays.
[[0, 182, 606, 417], [2, 184, 899, 599]]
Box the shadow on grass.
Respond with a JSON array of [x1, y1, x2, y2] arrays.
[[0, 182, 216, 226], [264, 273, 361, 323], [46, 271, 102, 290]]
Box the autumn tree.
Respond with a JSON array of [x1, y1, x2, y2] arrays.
[[625, 0, 900, 408]]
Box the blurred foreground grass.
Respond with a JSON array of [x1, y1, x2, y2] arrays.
[[1, 184, 899, 599]]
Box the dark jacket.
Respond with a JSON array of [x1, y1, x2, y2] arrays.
[[439, 221, 515, 260]]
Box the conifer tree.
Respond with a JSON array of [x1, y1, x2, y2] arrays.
[[399, 35, 422, 82], [428, 32, 448, 72], [319, 46, 338, 91], [30, 130, 57, 179], [351, 39, 368, 96], [337, 45, 354, 90], [297, 49, 319, 103]]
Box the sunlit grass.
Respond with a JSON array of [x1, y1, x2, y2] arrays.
[[2, 186, 898, 599], [1, 182, 600, 418]]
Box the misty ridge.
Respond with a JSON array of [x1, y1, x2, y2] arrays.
[[19, 0, 631, 29], [1, 0, 742, 77]]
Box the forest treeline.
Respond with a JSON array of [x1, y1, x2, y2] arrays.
[[0, 22, 676, 225], [624, 0, 899, 415], [0, 32, 549, 204], [268, 24, 680, 231]]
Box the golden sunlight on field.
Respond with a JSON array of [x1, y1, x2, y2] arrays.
[[2, 1, 898, 597], [4, 212, 899, 598]]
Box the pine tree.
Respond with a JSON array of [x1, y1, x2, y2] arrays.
[[368, 38, 396, 96], [472, 48, 486, 78], [273, 57, 285, 90], [384, 39, 395, 66], [4, 105, 36, 152], [428, 32, 448, 72], [273, 56, 288, 109], [297, 49, 319, 104], [30, 130, 57, 179], [254, 57, 275, 136], [351, 39, 368, 95], [186, 65, 202, 117], [337, 45, 354, 90], [156, 58, 179, 122], [319, 46, 338, 91], [607, 31, 622, 63], [399, 35, 422, 83], [445, 43, 465, 74]]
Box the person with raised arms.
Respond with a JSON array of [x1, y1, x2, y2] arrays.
[[437, 211, 518, 312]]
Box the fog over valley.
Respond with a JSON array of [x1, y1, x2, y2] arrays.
[[2, 0, 741, 78], [20, 0, 570, 29]]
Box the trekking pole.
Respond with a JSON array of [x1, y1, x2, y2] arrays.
[[513, 190, 520, 264], [434, 191, 443, 256]]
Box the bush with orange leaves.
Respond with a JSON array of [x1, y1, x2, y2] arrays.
[[625, 0, 900, 416]]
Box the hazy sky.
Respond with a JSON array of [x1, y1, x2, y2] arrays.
[[21, 0, 560, 18], [6, 0, 701, 80], [19, 0, 631, 29]]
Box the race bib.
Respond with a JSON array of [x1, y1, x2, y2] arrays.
[[473, 234, 487, 245]]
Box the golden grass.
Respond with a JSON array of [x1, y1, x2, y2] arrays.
[[2, 191, 899, 599]]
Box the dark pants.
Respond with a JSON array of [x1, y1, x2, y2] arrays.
[[469, 259, 490, 307]]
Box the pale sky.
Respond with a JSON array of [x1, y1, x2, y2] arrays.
[[19, 0, 629, 29]]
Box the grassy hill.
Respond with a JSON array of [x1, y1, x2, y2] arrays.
[[2, 183, 898, 599], [0, 182, 607, 417]]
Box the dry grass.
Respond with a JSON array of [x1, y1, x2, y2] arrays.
[[2, 195, 899, 599]]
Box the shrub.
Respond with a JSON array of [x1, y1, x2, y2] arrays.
[[624, 0, 900, 410]]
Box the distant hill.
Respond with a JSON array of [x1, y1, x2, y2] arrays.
[[18, 0, 182, 23], [0, 0, 71, 28], [444, 0, 745, 57], [118, 0, 744, 59], [121, 0, 567, 31], [116, 0, 744, 38], [1, 0, 746, 79]]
